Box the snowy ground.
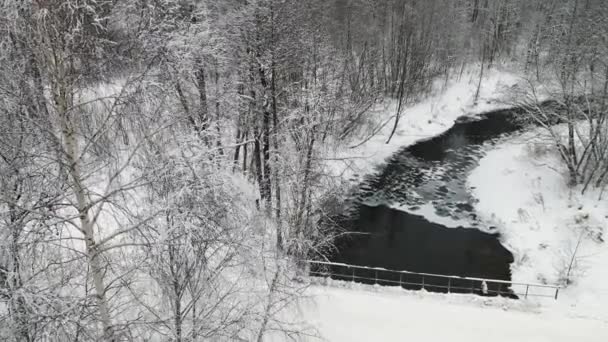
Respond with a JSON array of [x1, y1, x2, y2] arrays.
[[468, 129, 608, 322], [299, 282, 608, 342]]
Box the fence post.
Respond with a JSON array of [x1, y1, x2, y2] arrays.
[[422, 276, 425, 290], [555, 288, 559, 300], [470, 280, 475, 294], [447, 278, 451, 293], [351, 267, 355, 282], [525, 285, 529, 299], [497, 283, 502, 296], [375, 270, 378, 284]]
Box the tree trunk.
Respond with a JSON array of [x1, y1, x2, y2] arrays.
[[567, 120, 578, 185], [8, 210, 32, 342], [475, 44, 486, 104], [195, 60, 209, 136], [253, 125, 265, 203], [215, 68, 224, 157], [255, 268, 280, 342], [243, 131, 248, 173], [234, 82, 246, 172], [62, 118, 114, 341], [169, 246, 183, 342], [233, 128, 242, 172], [295, 131, 316, 241], [175, 79, 197, 131], [270, 30, 282, 248], [472, 0, 480, 23], [57, 83, 113, 341], [387, 31, 411, 144], [258, 61, 273, 211], [261, 108, 272, 210]]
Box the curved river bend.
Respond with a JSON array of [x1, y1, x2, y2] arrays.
[[325, 107, 530, 297]]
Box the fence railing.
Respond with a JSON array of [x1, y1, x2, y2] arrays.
[[305, 260, 562, 300]]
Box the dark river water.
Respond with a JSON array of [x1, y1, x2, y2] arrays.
[[323, 107, 529, 297]]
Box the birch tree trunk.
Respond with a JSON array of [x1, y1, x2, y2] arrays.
[[53, 66, 114, 340]]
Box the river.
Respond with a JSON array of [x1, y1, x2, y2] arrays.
[[324, 107, 530, 297]]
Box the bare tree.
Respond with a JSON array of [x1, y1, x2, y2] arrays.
[[515, 0, 608, 192]]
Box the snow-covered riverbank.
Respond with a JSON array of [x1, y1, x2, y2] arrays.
[[468, 130, 608, 321], [323, 68, 521, 184]]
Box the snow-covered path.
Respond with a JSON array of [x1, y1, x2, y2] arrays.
[[302, 285, 608, 342]]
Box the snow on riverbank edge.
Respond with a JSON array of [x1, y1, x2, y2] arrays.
[[323, 68, 521, 184], [468, 129, 608, 321]]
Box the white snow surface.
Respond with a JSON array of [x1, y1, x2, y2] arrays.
[[468, 129, 608, 322], [297, 282, 608, 342], [389, 202, 473, 228]]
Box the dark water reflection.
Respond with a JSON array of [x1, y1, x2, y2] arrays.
[[325, 205, 515, 297]]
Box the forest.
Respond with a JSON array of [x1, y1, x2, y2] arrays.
[[0, 0, 607, 341]]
